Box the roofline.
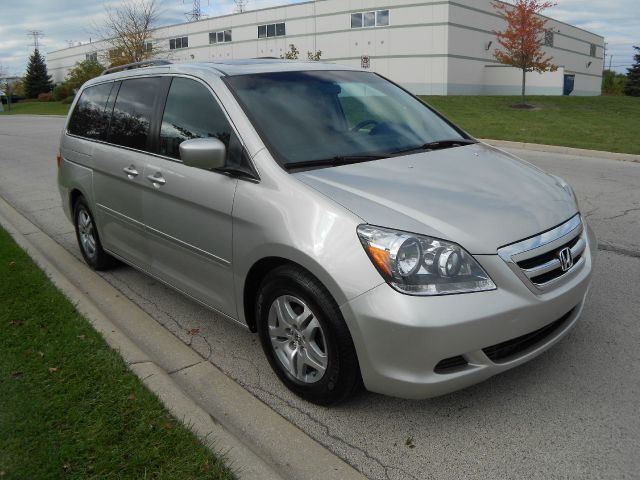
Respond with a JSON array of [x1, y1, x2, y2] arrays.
[[48, 0, 604, 55]]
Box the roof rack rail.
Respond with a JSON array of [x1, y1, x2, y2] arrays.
[[102, 60, 172, 76]]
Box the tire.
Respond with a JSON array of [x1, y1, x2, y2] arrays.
[[256, 265, 362, 405], [73, 196, 118, 271]]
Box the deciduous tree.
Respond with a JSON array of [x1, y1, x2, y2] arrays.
[[602, 69, 627, 96], [493, 0, 558, 107], [65, 59, 106, 91], [95, 0, 163, 67], [24, 49, 53, 98], [624, 46, 640, 97]]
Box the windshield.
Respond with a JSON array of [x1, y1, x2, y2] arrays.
[[224, 70, 470, 168]]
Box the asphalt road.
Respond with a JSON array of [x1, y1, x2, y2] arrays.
[[1, 115, 638, 480]]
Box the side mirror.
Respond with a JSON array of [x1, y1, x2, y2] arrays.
[[179, 138, 226, 170]]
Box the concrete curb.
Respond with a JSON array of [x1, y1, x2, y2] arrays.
[[0, 196, 367, 480], [480, 139, 640, 163]]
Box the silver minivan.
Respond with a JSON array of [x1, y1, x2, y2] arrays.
[[58, 60, 595, 405]]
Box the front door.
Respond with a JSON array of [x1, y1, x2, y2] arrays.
[[142, 77, 239, 318]]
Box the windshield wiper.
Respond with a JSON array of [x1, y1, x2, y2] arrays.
[[389, 138, 477, 157], [283, 154, 388, 170]]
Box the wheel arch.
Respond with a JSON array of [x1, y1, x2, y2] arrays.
[[69, 187, 85, 213], [241, 255, 346, 333]]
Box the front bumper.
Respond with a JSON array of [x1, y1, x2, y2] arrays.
[[341, 224, 596, 400]]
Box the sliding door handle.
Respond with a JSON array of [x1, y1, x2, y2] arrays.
[[123, 166, 139, 178]]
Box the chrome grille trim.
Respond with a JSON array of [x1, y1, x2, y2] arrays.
[[497, 214, 585, 293], [521, 236, 586, 280]]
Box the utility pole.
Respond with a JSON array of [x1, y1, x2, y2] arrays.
[[27, 30, 44, 50]]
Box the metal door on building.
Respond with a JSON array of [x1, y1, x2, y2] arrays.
[[563, 74, 575, 96]]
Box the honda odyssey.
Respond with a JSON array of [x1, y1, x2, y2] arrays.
[[57, 60, 595, 405]]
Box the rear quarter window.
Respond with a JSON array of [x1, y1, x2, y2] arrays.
[[67, 83, 114, 139]]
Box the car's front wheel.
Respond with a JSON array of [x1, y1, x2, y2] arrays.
[[256, 265, 361, 405]]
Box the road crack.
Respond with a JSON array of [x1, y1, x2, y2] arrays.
[[598, 243, 640, 259], [601, 206, 640, 221]]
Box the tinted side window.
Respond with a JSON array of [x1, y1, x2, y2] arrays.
[[68, 83, 113, 139], [159, 78, 234, 161], [107, 77, 163, 151]]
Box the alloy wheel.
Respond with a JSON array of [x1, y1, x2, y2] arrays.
[[77, 208, 97, 259], [268, 295, 328, 384]]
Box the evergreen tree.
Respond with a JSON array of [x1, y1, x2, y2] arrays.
[[24, 49, 53, 98], [624, 46, 640, 97]]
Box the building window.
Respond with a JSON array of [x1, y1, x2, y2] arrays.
[[257, 22, 286, 38], [363, 11, 376, 27], [169, 36, 189, 50], [351, 10, 390, 29], [209, 30, 232, 44], [544, 30, 554, 47], [376, 10, 390, 27], [85, 52, 98, 62], [590, 44, 597, 57], [351, 13, 362, 28], [145, 42, 153, 52]]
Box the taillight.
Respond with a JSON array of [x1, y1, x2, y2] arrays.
[[56, 152, 61, 168]]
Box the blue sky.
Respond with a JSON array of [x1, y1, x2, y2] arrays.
[[0, 0, 637, 77]]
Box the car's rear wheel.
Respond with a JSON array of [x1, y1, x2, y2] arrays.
[[73, 196, 118, 271], [256, 265, 361, 405]]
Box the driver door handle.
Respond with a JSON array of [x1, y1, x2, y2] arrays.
[[147, 173, 166, 186]]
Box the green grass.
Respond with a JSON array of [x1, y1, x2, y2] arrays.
[[0, 101, 70, 116], [0, 226, 235, 479], [420, 95, 640, 155]]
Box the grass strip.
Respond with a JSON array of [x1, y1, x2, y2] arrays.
[[421, 95, 640, 155], [0, 101, 70, 116], [0, 226, 235, 479]]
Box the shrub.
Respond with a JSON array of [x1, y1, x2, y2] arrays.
[[53, 83, 71, 101], [37, 92, 54, 102], [62, 95, 75, 105]]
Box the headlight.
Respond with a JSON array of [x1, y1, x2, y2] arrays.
[[357, 225, 496, 296]]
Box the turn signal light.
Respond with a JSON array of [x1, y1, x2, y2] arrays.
[[56, 152, 61, 168]]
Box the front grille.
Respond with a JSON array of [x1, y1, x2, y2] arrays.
[[497, 215, 586, 292], [518, 235, 583, 285], [434, 355, 468, 374], [482, 309, 574, 363]]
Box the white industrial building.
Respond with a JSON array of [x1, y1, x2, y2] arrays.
[[48, 0, 604, 96]]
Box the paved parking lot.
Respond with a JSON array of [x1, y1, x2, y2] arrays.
[[1, 115, 638, 479]]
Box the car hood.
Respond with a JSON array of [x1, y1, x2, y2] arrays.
[[295, 143, 578, 254]]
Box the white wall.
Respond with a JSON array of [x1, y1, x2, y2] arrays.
[[47, 0, 603, 96], [483, 65, 565, 95]]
